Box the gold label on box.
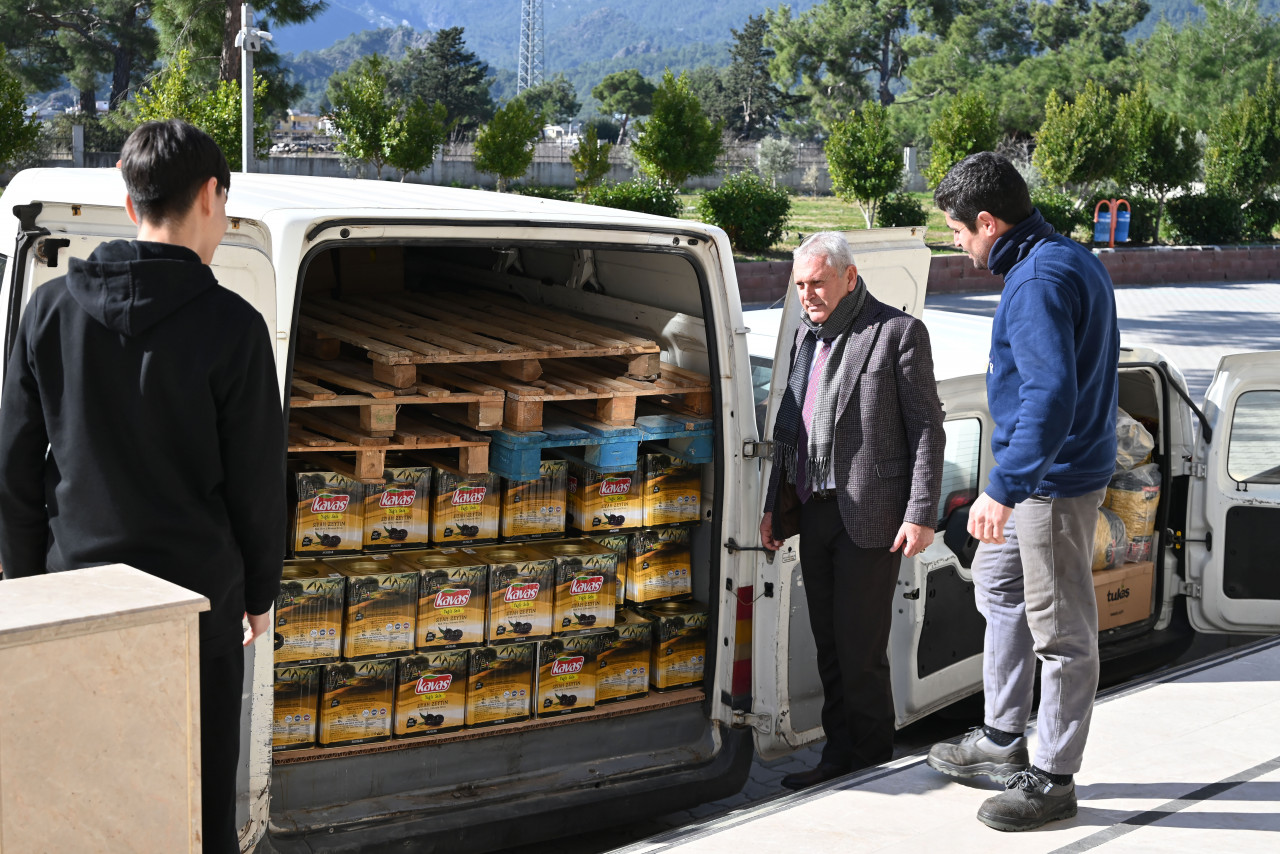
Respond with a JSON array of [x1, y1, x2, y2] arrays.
[[643, 601, 708, 691], [329, 561, 418, 660], [293, 471, 364, 556], [365, 468, 432, 550], [319, 660, 396, 746], [394, 651, 468, 737], [486, 557, 556, 642], [627, 528, 692, 604], [597, 610, 653, 703], [568, 467, 641, 532], [415, 559, 488, 650], [501, 460, 568, 540], [432, 470, 500, 545], [465, 642, 535, 727], [536, 634, 606, 717], [640, 453, 701, 527], [273, 566, 345, 666], [552, 552, 618, 635], [272, 666, 321, 751]]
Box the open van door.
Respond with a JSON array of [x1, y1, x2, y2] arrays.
[[748, 228, 930, 759], [1184, 351, 1280, 635]]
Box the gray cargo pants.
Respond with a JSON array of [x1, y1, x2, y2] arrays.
[[973, 488, 1106, 775]]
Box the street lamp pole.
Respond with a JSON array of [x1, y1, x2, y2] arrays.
[[235, 4, 272, 173]]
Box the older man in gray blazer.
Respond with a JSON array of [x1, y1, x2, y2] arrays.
[[760, 231, 945, 790]]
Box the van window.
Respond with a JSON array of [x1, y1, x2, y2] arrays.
[[938, 417, 982, 526], [1227, 390, 1280, 484]]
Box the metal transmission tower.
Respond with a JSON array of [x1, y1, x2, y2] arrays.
[[517, 0, 544, 93]]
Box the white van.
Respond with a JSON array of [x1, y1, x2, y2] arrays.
[[2, 169, 1277, 853]]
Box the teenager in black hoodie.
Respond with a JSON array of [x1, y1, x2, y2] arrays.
[[0, 120, 286, 853]]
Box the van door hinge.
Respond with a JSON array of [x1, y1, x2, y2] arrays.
[[1191, 462, 1207, 478], [743, 440, 773, 460], [731, 710, 774, 734], [1178, 581, 1202, 598]]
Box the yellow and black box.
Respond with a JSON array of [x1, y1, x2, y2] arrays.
[[324, 556, 419, 661], [364, 466, 432, 551], [641, 600, 708, 691], [535, 633, 609, 718], [567, 466, 642, 533], [431, 468, 500, 546], [638, 452, 701, 528], [474, 544, 556, 643], [273, 560, 345, 666], [291, 466, 364, 557], [393, 650, 468, 738], [588, 532, 631, 607], [465, 641, 536, 728], [401, 548, 488, 651], [501, 460, 568, 541], [597, 609, 652, 704], [532, 539, 618, 636], [272, 665, 322, 751], [318, 659, 396, 747], [627, 527, 693, 605]]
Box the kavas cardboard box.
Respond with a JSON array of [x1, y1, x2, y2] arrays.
[[532, 539, 618, 636], [465, 642, 536, 728], [627, 527, 692, 605], [431, 468, 500, 546], [323, 556, 419, 661], [393, 651, 468, 737], [500, 460, 567, 541], [1093, 560, 1154, 631], [536, 633, 609, 717], [319, 659, 397, 747], [364, 466, 432, 551], [291, 467, 364, 557], [567, 466, 641, 532], [641, 600, 708, 691], [597, 609, 652, 704], [400, 548, 488, 650], [273, 561, 345, 666], [272, 665, 322, 751], [588, 532, 631, 606], [638, 452, 701, 528], [473, 544, 556, 643]]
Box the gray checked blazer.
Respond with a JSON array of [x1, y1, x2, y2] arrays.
[[764, 293, 946, 550]]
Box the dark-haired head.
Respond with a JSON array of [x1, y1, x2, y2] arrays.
[[933, 152, 1033, 232], [120, 119, 231, 225]]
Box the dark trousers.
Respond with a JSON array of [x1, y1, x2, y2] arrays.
[[798, 497, 901, 770], [201, 645, 246, 854]]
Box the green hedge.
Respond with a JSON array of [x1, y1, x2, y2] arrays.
[[1242, 196, 1280, 241], [1031, 188, 1091, 240], [877, 191, 927, 227], [694, 171, 792, 253], [1165, 193, 1245, 245], [583, 178, 682, 218]]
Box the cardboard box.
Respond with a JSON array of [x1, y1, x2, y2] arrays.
[[638, 452, 701, 527], [364, 466, 432, 551], [531, 539, 618, 636], [588, 532, 631, 606], [501, 460, 568, 541], [640, 599, 708, 691], [393, 651, 468, 738], [400, 549, 488, 651], [596, 609, 652, 704], [318, 659, 396, 747], [273, 561, 345, 666], [535, 633, 609, 717], [472, 544, 556, 643], [627, 527, 692, 605], [465, 642, 536, 727], [1094, 560, 1154, 631], [431, 468, 500, 546], [567, 466, 642, 532]]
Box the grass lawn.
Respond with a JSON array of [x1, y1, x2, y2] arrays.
[[678, 190, 963, 263]]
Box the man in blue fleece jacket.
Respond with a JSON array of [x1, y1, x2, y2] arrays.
[[924, 153, 1119, 831]]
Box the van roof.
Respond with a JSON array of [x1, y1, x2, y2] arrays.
[[5, 168, 687, 229]]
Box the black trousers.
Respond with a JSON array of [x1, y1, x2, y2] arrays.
[[201, 644, 246, 854], [798, 498, 902, 770]]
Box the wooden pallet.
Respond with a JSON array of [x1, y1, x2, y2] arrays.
[[298, 290, 663, 382], [288, 410, 490, 481]]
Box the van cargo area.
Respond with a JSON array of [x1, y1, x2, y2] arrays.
[[268, 236, 750, 851]]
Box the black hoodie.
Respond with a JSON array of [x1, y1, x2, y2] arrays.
[[0, 240, 286, 652]]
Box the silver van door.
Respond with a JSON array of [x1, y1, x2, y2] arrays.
[[1184, 351, 1280, 634], [749, 227, 931, 758]]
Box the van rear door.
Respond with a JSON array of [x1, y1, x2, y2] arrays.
[[1184, 351, 1280, 634], [748, 228, 931, 759]]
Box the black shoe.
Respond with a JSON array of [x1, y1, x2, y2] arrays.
[[780, 762, 851, 791]]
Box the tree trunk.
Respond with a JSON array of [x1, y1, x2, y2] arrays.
[[109, 6, 136, 113], [618, 113, 630, 145], [878, 30, 895, 106], [79, 87, 97, 116], [221, 0, 244, 84]]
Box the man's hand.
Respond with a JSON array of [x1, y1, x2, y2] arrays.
[[967, 493, 1013, 544], [243, 610, 272, 647], [760, 511, 785, 551], [891, 521, 935, 557]]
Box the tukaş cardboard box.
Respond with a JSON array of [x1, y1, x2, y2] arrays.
[[596, 608, 652, 704], [323, 556, 419, 661], [273, 561, 345, 666], [431, 468, 500, 546], [627, 527, 693, 605], [473, 544, 556, 643], [318, 659, 397, 747], [393, 651, 468, 737], [638, 452, 701, 528], [399, 548, 489, 651], [535, 633, 610, 718], [465, 641, 536, 727], [640, 600, 708, 691], [272, 665, 322, 751], [1093, 560, 1155, 631], [291, 467, 364, 557], [567, 466, 642, 533], [500, 460, 568, 541], [364, 466, 432, 551], [530, 539, 618, 636]]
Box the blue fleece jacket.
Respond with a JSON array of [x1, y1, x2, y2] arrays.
[[984, 209, 1119, 506]]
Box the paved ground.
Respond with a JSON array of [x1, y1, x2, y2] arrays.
[[501, 279, 1280, 854]]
